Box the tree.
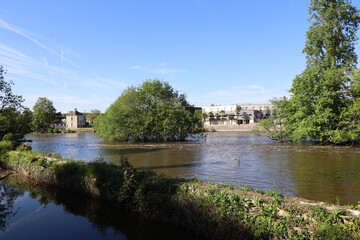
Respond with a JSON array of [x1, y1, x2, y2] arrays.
[[86, 109, 101, 124], [284, 0, 360, 143], [252, 98, 289, 142], [0, 66, 32, 142], [32, 97, 57, 132], [95, 79, 203, 141], [304, 0, 360, 69]]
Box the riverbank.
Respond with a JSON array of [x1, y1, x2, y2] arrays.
[[0, 143, 359, 240], [204, 123, 257, 132]]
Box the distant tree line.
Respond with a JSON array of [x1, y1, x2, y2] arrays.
[[0, 68, 91, 144]]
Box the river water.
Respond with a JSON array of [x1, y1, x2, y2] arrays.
[[25, 132, 360, 205], [1, 132, 360, 239], [0, 176, 199, 240]]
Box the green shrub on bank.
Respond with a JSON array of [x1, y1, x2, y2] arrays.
[[0, 147, 359, 240], [0, 141, 12, 159], [47, 128, 61, 133]]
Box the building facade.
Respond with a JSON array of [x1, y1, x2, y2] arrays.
[[51, 118, 67, 130], [201, 104, 274, 125], [66, 109, 86, 129]]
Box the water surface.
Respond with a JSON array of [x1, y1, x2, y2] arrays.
[[0, 176, 200, 240], [28, 132, 360, 205]]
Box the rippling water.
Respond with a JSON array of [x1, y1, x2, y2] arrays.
[[28, 132, 360, 205]]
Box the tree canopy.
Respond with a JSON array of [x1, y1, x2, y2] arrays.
[[0, 66, 32, 142], [32, 97, 57, 132], [86, 109, 101, 124], [304, 0, 360, 69], [95, 79, 203, 141], [276, 0, 360, 143]]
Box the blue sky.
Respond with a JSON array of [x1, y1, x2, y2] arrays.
[[1, 1, 360, 113]]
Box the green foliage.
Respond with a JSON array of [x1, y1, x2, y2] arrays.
[[304, 0, 360, 69], [282, 0, 360, 144], [0, 66, 32, 143], [0, 141, 12, 158], [253, 97, 289, 142], [32, 97, 57, 132], [95, 79, 203, 141], [86, 109, 101, 124], [47, 128, 61, 133], [310, 206, 356, 240]]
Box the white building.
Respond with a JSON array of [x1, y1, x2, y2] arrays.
[[202, 105, 239, 115], [201, 104, 274, 125]]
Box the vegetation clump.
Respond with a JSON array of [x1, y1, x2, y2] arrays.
[[0, 66, 32, 144], [95, 79, 203, 142], [32, 97, 57, 133], [256, 0, 360, 144]]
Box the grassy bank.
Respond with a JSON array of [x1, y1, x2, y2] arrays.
[[0, 141, 359, 240]]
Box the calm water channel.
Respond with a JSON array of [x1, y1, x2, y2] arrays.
[[1, 132, 360, 239], [26, 132, 360, 205], [0, 176, 199, 240]]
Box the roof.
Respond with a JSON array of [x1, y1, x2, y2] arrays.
[[67, 108, 83, 116]]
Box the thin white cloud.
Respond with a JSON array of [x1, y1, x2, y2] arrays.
[[63, 81, 68, 90], [0, 44, 41, 66], [0, 18, 53, 54], [60, 48, 64, 63], [0, 18, 128, 90]]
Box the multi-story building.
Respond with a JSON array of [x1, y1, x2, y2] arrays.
[[201, 104, 274, 125], [66, 109, 86, 129]]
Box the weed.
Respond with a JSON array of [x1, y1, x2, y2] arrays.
[[240, 184, 255, 192]]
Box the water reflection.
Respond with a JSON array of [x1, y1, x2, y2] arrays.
[[27, 132, 360, 204], [0, 175, 199, 240], [0, 180, 24, 232]]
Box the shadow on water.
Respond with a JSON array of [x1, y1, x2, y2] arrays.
[[99, 147, 164, 156], [0, 175, 202, 240], [137, 163, 202, 171]]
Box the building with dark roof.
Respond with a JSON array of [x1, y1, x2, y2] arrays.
[[66, 108, 86, 129]]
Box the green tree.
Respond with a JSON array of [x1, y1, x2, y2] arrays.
[[86, 109, 101, 124], [331, 68, 360, 142], [32, 97, 57, 132], [95, 79, 203, 141], [284, 0, 360, 143], [304, 0, 360, 69], [0, 66, 32, 142], [252, 98, 289, 142]]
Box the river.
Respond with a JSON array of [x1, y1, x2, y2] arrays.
[[1, 131, 360, 239], [0, 176, 199, 240], [26, 132, 360, 205]]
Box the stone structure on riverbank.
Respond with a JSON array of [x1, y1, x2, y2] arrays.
[[204, 123, 258, 132]]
